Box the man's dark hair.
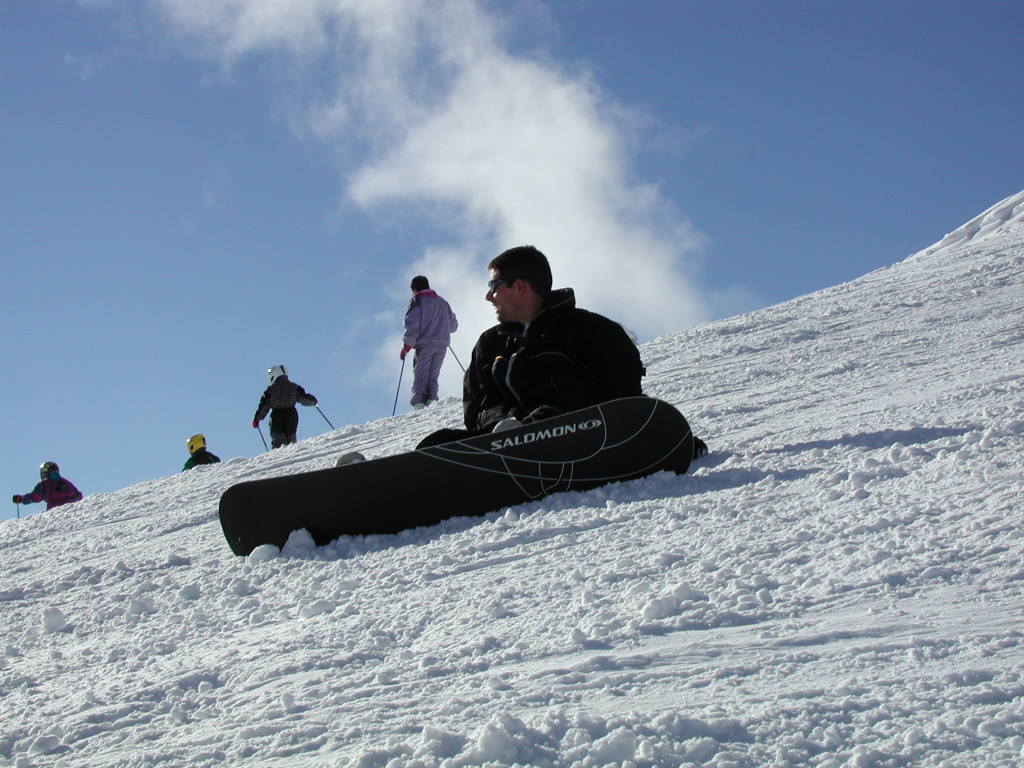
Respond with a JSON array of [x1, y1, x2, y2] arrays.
[[410, 275, 430, 291], [488, 245, 553, 297]]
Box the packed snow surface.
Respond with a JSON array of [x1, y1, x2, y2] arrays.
[[2, 190, 1024, 767]]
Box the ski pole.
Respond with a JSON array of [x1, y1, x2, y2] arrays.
[[316, 406, 336, 430], [14, 501, 20, 519], [392, 357, 407, 416], [448, 345, 466, 373], [257, 424, 269, 451]]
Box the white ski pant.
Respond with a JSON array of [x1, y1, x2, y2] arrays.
[[411, 345, 447, 405]]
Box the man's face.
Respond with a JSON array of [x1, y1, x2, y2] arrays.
[[486, 269, 527, 324]]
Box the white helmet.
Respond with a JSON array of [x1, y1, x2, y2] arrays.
[[268, 364, 287, 383]]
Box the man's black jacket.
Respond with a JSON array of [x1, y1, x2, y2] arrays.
[[464, 288, 644, 430]]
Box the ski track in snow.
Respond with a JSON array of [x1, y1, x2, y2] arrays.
[[2, 190, 1024, 767]]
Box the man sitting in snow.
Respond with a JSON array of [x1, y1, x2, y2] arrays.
[[416, 245, 707, 458]]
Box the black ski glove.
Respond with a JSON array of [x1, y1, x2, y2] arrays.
[[692, 437, 708, 460], [523, 405, 564, 423], [476, 405, 512, 431]]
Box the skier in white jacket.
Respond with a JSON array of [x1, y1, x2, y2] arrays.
[[401, 275, 458, 409]]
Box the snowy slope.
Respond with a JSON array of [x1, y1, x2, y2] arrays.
[[2, 190, 1023, 767]]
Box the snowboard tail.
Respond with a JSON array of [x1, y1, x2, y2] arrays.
[[218, 396, 694, 555]]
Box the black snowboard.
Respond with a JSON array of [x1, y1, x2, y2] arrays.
[[219, 396, 694, 556]]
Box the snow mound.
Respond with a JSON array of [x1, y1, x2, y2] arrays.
[[913, 188, 1024, 260]]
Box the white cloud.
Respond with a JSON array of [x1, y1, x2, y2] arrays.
[[150, 0, 336, 58], [94, 0, 716, 395]]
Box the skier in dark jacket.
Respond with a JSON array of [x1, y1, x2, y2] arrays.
[[13, 461, 83, 511], [182, 434, 221, 471], [416, 245, 707, 458], [252, 365, 318, 448]]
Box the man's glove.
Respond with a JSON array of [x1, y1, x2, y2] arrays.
[[476, 405, 510, 431], [252, 420, 260, 429], [523, 405, 563, 423], [12, 495, 22, 504], [692, 437, 708, 459], [400, 344, 412, 361]]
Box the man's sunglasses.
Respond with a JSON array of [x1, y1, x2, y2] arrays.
[[487, 275, 531, 291]]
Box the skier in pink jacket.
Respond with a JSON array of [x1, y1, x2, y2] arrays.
[[13, 461, 83, 511], [401, 276, 458, 409]]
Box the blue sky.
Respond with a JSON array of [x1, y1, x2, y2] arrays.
[[3, 0, 1021, 518]]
